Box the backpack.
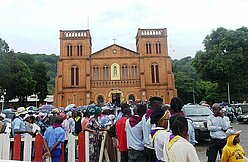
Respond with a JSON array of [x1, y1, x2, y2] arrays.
[[74, 116, 82, 135]]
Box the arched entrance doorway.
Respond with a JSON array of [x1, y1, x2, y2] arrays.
[[108, 89, 124, 106], [97, 95, 104, 104], [128, 94, 135, 102], [112, 93, 120, 106]]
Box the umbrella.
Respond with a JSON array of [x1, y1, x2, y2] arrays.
[[77, 106, 88, 111], [87, 104, 96, 110], [39, 104, 55, 112], [65, 104, 76, 111], [2, 108, 16, 114], [26, 106, 38, 111]]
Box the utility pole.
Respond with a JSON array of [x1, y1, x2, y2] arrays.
[[36, 92, 40, 108], [193, 89, 196, 104], [1, 89, 6, 111], [227, 83, 231, 104]]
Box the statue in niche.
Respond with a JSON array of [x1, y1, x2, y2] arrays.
[[113, 66, 117, 76]]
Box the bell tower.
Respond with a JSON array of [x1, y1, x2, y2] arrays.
[[136, 28, 168, 56], [59, 30, 92, 57], [54, 30, 92, 107], [136, 28, 176, 103]]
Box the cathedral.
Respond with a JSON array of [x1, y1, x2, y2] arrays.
[[54, 28, 177, 107]]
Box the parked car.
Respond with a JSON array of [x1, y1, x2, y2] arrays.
[[2, 108, 16, 135], [182, 104, 213, 140], [232, 104, 248, 123], [2, 108, 16, 123]]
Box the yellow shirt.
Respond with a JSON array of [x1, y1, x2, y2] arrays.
[[221, 134, 246, 162]]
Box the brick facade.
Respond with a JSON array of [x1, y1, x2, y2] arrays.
[[54, 28, 177, 107]]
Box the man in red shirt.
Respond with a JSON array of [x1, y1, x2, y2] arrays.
[[116, 107, 131, 162]]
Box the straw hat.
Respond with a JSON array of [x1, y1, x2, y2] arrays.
[[16, 107, 28, 116]]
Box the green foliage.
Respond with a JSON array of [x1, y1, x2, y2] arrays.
[[0, 37, 58, 106], [32, 62, 50, 101], [32, 54, 58, 94], [0, 38, 9, 53], [173, 57, 200, 103], [193, 27, 248, 102]]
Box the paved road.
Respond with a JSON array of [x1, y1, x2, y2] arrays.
[[195, 122, 248, 162]]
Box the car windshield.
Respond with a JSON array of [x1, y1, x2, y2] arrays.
[[184, 106, 213, 116], [241, 105, 248, 113], [231, 104, 248, 114]]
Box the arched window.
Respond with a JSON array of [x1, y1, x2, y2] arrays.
[[128, 94, 135, 101], [71, 67, 74, 86], [93, 66, 99, 80], [75, 67, 79, 85], [71, 65, 79, 86], [103, 65, 109, 80], [122, 65, 128, 80], [67, 43, 72, 56], [77, 44, 83, 56], [156, 42, 161, 54], [146, 42, 152, 54], [131, 64, 138, 79], [151, 63, 159, 83], [97, 95, 104, 104]]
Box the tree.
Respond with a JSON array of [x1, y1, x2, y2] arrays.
[[193, 27, 248, 102], [0, 38, 9, 53], [32, 54, 58, 94], [32, 62, 50, 101], [172, 57, 202, 103], [7, 59, 36, 106]]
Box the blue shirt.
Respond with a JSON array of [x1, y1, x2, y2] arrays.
[[44, 126, 65, 149], [12, 117, 26, 137], [207, 115, 229, 139]]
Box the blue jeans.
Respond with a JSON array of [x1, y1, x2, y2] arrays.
[[51, 148, 62, 162]]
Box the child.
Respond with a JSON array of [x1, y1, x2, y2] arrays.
[[43, 115, 65, 162], [165, 114, 200, 162], [221, 128, 246, 162]]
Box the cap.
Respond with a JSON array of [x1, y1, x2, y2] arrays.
[[150, 108, 165, 124], [226, 128, 241, 138], [212, 103, 222, 109]]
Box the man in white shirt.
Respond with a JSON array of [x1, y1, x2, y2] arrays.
[[207, 103, 229, 162], [126, 104, 146, 162], [142, 96, 164, 162]]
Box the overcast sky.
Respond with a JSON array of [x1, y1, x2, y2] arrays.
[[0, 0, 247, 59]]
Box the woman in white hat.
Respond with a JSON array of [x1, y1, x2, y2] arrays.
[[12, 107, 33, 137]]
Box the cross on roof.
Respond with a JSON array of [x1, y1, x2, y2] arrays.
[[113, 37, 116, 44]]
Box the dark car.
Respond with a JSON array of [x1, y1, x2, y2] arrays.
[[182, 104, 213, 140], [233, 104, 248, 123]]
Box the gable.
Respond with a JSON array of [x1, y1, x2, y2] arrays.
[[90, 44, 139, 59]]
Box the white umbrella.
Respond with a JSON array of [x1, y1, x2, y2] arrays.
[[65, 104, 76, 111]]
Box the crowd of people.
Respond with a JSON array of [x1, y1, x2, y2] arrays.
[[0, 97, 247, 162]]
